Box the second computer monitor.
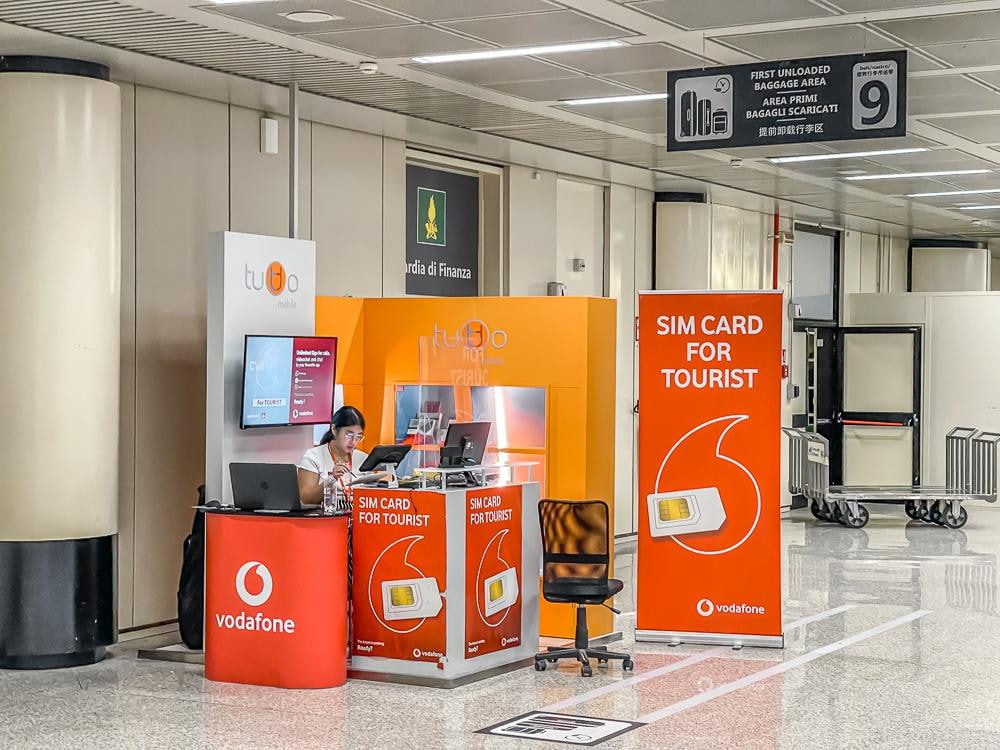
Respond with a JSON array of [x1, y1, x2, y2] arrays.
[[440, 421, 491, 468]]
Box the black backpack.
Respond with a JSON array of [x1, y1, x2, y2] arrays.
[[177, 485, 208, 650]]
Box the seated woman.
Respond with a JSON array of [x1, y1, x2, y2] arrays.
[[297, 406, 369, 505]]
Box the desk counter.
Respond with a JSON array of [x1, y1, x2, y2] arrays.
[[349, 481, 540, 687]]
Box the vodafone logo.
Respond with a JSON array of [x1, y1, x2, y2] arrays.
[[696, 598, 765, 617], [236, 561, 273, 607], [215, 561, 296, 635]]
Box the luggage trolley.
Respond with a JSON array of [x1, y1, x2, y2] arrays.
[[782, 426, 1000, 529]]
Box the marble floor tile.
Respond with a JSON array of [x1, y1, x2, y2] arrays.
[[3, 507, 1000, 749]]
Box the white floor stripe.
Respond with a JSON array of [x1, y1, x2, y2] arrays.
[[783, 603, 856, 630], [540, 650, 725, 713], [635, 609, 931, 724], [539, 604, 855, 714]]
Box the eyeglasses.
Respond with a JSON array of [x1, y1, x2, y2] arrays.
[[343, 431, 364, 442]]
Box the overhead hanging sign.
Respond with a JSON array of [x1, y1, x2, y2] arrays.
[[666, 50, 907, 151], [636, 291, 784, 648]]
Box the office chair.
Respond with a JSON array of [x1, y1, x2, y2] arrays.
[[534, 499, 633, 677]]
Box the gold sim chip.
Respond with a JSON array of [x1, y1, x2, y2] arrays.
[[646, 488, 726, 538], [657, 497, 691, 522], [389, 585, 415, 607], [488, 579, 505, 602]]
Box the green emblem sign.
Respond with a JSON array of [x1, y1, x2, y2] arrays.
[[417, 186, 446, 246]]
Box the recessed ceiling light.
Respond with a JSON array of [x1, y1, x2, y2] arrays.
[[207, 1, 272, 4], [412, 40, 624, 65], [837, 169, 868, 176], [283, 10, 343, 23], [768, 147, 928, 164], [562, 92, 669, 106], [844, 169, 991, 181], [958, 204, 1000, 210], [906, 188, 1000, 198]]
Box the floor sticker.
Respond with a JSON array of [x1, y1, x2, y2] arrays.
[[477, 712, 642, 746]]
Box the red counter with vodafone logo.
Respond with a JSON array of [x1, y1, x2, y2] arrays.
[[204, 480, 541, 689], [204, 511, 350, 689]]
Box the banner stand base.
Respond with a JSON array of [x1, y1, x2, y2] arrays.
[[636, 629, 784, 649]]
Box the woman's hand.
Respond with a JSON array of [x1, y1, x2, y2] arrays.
[[332, 462, 350, 480]]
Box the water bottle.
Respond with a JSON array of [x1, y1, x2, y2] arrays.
[[321, 472, 335, 515]]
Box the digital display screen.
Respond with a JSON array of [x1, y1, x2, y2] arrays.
[[240, 335, 337, 429]]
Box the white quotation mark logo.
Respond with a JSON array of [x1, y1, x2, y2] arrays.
[[412, 648, 422, 659], [696, 598, 715, 617], [236, 561, 273, 607]]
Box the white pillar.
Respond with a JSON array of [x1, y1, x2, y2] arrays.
[[0, 57, 121, 668]]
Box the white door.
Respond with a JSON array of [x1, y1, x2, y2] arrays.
[[840, 327, 921, 486], [556, 178, 605, 296]]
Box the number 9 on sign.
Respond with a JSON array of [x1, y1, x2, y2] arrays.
[[852, 60, 898, 130]]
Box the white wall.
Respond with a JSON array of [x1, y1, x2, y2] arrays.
[[556, 178, 605, 296], [848, 292, 1000, 501], [911, 247, 990, 292]]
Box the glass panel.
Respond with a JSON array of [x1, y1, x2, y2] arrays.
[[844, 333, 914, 413], [792, 230, 835, 321]]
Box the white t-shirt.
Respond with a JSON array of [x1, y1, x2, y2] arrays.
[[298, 444, 370, 482]]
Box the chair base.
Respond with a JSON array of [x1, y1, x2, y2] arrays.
[[533, 605, 633, 677]]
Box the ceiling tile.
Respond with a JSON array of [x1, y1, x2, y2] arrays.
[[612, 116, 667, 134], [603, 69, 670, 92], [864, 148, 995, 170], [407, 57, 573, 85], [440, 11, 633, 47], [201, 0, 412, 33], [627, 0, 834, 30], [556, 97, 668, 121], [488, 77, 635, 101], [721, 143, 831, 158], [907, 75, 1000, 116], [834, 0, 973, 11], [815, 135, 943, 153], [718, 25, 942, 71], [918, 39, 1000, 68], [366, 0, 558, 22], [876, 11, 1000, 46], [925, 114, 1000, 143], [307, 25, 489, 57], [546, 43, 701, 76]]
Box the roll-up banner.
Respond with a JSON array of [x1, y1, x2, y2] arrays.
[[636, 291, 784, 647]]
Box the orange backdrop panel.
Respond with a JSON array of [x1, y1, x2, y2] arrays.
[[316, 296, 616, 639]]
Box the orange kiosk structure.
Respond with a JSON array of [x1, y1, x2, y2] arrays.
[[316, 296, 618, 642]]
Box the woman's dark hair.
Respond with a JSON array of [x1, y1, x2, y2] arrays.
[[319, 406, 366, 445]]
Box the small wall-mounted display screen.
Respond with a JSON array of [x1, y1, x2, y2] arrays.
[[240, 335, 337, 429]]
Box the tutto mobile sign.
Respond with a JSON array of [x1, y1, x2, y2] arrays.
[[465, 485, 523, 658], [351, 489, 448, 663], [666, 50, 906, 151], [636, 291, 783, 647]]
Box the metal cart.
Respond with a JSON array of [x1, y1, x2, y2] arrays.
[[782, 426, 1000, 529]]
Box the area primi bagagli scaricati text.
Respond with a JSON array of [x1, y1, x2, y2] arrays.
[[655, 315, 763, 390]]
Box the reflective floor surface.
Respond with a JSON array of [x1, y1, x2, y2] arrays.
[[3, 505, 999, 749]]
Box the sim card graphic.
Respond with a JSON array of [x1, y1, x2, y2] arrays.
[[381, 577, 443, 621], [646, 488, 726, 537], [483, 568, 519, 616]]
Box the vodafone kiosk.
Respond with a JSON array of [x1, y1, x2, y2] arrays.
[[203, 232, 543, 689]]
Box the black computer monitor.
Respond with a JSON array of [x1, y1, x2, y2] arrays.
[[439, 421, 491, 468], [358, 444, 412, 473]]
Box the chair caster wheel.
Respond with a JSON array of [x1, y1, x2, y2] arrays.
[[622, 659, 634, 672], [581, 664, 593, 677], [534, 660, 546, 671]]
